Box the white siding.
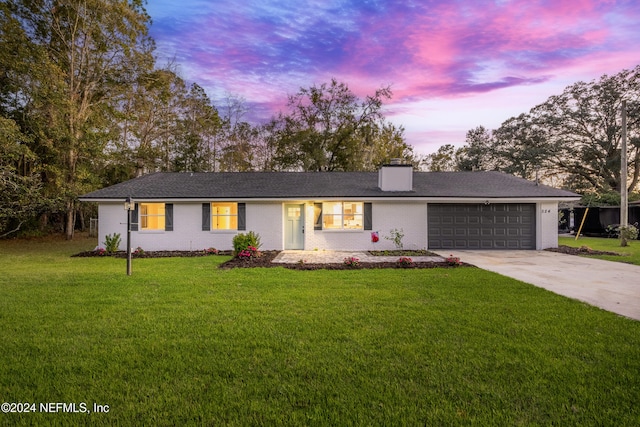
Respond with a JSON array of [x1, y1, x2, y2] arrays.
[[98, 204, 129, 250], [369, 202, 427, 250], [305, 202, 427, 251], [246, 202, 282, 250], [538, 201, 559, 250], [97, 202, 284, 251], [97, 200, 561, 252]]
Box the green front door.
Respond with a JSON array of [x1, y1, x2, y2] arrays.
[[284, 204, 304, 250]]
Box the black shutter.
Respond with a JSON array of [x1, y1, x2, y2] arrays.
[[364, 203, 372, 230], [238, 203, 246, 230], [130, 203, 139, 231], [165, 204, 173, 231], [202, 203, 211, 231], [314, 203, 323, 230]]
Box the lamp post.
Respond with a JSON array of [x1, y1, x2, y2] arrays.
[[124, 197, 134, 275], [621, 100, 628, 230]]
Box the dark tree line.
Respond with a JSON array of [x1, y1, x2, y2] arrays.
[[0, 1, 413, 238], [425, 65, 640, 201]]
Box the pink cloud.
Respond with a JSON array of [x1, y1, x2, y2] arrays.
[[146, 0, 640, 153]]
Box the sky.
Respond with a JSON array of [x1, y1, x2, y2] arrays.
[[145, 0, 640, 155]]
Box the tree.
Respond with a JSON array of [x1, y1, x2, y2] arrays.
[[454, 66, 640, 192], [3, 0, 154, 239], [456, 126, 495, 171], [271, 78, 405, 171], [173, 83, 221, 172], [217, 95, 260, 172], [491, 113, 555, 180], [0, 117, 49, 237], [532, 66, 640, 192], [111, 68, 186, 177], [359, 122, 414, 170], [257, 117, 285, 171], [424, 144, 457, 171]]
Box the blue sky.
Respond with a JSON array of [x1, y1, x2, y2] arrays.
[[145, 0, 640, 154]]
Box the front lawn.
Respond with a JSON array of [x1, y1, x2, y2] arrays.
[[1, 236, 639, 425], [559, 235, 640, 265]]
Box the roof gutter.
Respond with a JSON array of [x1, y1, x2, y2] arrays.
[[79, 196, 581, 204]]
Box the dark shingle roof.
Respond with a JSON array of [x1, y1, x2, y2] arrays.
[[79, 171, 579, 200]]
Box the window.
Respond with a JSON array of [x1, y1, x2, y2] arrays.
[[130, 203, 172, 232], [287, 206, 301, 218], [212, 202, 238, 230], [140, 203, 165, 230], [315, 202, 372, 230], [322, 202, 364, 230], [202, 203, 245, 231]]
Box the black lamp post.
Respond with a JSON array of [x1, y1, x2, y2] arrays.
[[124, 197, 134, 275]]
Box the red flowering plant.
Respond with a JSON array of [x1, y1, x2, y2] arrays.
[[343, 256, 360, 267], [232, 232, 262, 260], [397, 256, 414, 267], [445, 254, 462, 266], [204, 247, 219, 255], [237, 245, 260, 259]]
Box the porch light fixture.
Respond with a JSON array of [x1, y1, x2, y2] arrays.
[[124, 197, 134, 211], [124, 197, 134, 275]]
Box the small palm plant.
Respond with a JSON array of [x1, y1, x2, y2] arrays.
[[103, 233, 121, 254]]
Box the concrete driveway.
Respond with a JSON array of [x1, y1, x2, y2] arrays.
[[434, 250, 640, 321]]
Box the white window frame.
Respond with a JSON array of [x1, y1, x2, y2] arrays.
[[140, 203, 165, 231], [211, 202, 238, 230], [322, 202, 364, 230]]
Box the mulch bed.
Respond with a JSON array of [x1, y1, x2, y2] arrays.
[[73, 249, 470, 270], [218, 251, 470, 270], [368, 249, 439, 256], [72, 250, 233, 258], [545, 245, 620, 256]]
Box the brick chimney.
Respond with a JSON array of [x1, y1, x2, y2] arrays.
[[378, 159, 413, 191]]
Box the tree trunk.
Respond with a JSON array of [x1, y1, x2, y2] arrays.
[[79, 208, 85, 232], [65, 200, 76, 240], [40, 212, 49, 231]]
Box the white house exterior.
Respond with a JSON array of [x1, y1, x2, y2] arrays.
[[80, 165, 579, 252]]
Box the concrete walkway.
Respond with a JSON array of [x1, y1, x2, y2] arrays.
[[273, 250, 443, 264], [435, 250, 640, 321]]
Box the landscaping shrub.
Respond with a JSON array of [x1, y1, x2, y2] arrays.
[[619, 224, 639, 247], [445, 254, 462, 266], [397, 256, 414, 267], [343, 256, 360, 267], [385, 228, 405, 250], [232, 231, 262, 258], [103, 233, 121, 253]]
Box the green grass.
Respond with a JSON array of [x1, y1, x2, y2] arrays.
[[559, 235, 640, 265], [1, 235, 639, 425]]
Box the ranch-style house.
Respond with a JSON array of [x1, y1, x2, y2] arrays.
[[79, 163, 579, 252]]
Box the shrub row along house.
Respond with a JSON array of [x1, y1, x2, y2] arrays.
[[80, 163, 579, 252]]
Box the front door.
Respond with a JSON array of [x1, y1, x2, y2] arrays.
[[284, 204, 304, 250]]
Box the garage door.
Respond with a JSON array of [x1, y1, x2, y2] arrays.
[[428, 204, 536, 249]]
